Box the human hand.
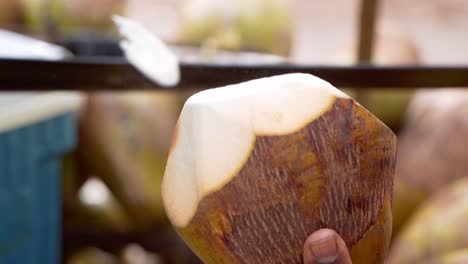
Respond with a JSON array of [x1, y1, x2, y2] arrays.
[[303, 229, 352, 264]]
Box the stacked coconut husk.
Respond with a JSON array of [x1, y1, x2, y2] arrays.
[[388, 89, 468, 263]]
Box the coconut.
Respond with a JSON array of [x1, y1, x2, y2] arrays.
[[162, 73, 396, 263], [392, 89, 468, 236], [62, 152, 131, 233], [67, 248, 118, 264], [421, 248, 468, 264], [22, 0, 126, 34], [66, 177, 132, 233], [388, 178, 468, 264], [178, 0, 293, 56], [77, 91, 182, 228]]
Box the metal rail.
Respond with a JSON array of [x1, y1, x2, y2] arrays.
[[1, 58, 468, 90], [1, 0, 467, 91]]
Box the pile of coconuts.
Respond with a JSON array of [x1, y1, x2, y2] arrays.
[[0, 0, 125, 34], [388, 89, 468, 263], [176, 0, 293, 56], [21, 0, 126, 35], [62, 91, 203, 263], [389, 177, 468, 264], [0, 0, 129, 39], [75, 91, 183, 230], [392, 89, 468, 235], [3, 0, 293, 60]]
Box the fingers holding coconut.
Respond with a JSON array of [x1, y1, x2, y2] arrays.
[[331, 26, 423, 238], [162, 73, 396, 263], [303, 229, 352, 264]]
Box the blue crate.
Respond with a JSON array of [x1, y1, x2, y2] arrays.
[[0, 93, 81, 264]]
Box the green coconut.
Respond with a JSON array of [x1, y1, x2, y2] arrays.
[[62, 149, 132, 233], [388, 178, 468, 264], [392, 89, 468, 237], [22, 0, 125, 35], [77, 92, 181, 229], [419, 248, 468, 264], [178, 0, 293, 56]]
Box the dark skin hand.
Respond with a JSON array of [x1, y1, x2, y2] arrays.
[[303, 229, 352, 264]]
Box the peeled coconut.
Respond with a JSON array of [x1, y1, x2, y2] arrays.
[[162, 73, 397, 263], [388, 178, 468, 264], [77, 91, 181, 228], [392, 89, 468, 236], [178, 0, 293, 56], [331, 27, 420, 131]]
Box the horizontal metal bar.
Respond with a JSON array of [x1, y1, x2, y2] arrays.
[[1, 58, 468, 90]]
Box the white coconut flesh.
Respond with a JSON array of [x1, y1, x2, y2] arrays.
[[162, 73, 349, 227]]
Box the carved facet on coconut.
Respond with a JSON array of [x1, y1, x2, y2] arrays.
[[162, 73, 396, 263], [330, 27, 421, 131]]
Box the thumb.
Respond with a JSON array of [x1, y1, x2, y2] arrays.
[[303, 229, 352, 264]]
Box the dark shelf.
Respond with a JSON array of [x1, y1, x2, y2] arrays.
[[1, 57, 468, 91]]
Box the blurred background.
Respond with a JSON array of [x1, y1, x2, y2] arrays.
[[1, 0, 468, 263]]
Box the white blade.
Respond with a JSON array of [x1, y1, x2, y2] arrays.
[[113, 15, 180, 87]]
